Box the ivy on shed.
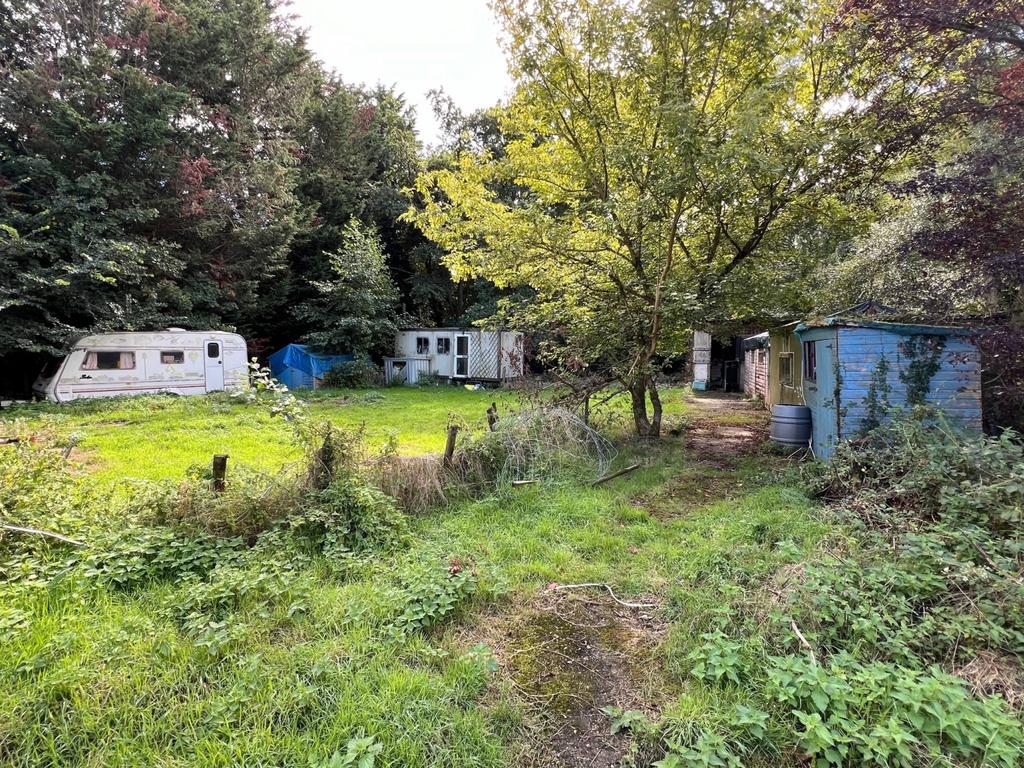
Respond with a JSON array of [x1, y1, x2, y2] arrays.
[[899, 335, 946, 405]]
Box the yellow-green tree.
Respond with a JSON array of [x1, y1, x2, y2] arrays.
[[410, 0, 913, 436]]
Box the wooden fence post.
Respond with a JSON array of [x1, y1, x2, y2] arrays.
[[443, 425, 460, 470], [212, 454, 228, 492]]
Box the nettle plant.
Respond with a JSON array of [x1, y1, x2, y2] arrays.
[[682, 639, 1023, 768], [388, 557, 480, 639], [660, 416, 1024, 767]]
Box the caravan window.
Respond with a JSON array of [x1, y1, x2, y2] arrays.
[[82, 351, 135, 370], [161, 351, 185, 364], [436, 337, 451, 354], [416, 337, 430, 354]]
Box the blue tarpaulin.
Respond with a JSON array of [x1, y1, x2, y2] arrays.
[[268, 344, 353, 389]]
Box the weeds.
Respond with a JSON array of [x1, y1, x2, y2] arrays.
[[650, 415, 1024, 767], [388, 557, 481, 638]]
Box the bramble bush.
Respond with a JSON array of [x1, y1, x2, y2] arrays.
[[804, 414, 1024, 532], [648, 416, 1024, 767]]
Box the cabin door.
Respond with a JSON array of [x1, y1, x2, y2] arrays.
[[204, 340, 225, 391], [454, 334, 470, 378]]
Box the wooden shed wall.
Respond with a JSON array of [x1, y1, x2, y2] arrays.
[[836, 327, 983, 438], [743, 347, 769, 402], [768, 329, 804, 407]]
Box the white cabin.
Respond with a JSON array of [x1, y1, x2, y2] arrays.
[[33, 330, 248, 403], [384, 328, 524, 385]]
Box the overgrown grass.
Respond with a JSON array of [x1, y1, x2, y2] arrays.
[[0, 385, 688, 485], [1, 465, 821, 766], [1, 386, 825, 766], [10, 389, 1014, 767]]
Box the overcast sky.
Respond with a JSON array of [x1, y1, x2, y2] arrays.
[[288, 0, 513, 149]]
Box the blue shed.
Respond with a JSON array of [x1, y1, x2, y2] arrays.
[[267, 344, 353, 390], [792, 315, 982, 459]]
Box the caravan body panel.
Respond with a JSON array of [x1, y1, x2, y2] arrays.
[[38, 331, 248, 402], [387, 328, 524, 385]]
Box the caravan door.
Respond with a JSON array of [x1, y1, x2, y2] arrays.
[[204, 340, 225, 391], [454, 334, 470, 378]]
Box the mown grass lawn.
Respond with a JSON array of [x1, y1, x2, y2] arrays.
[[0, 387, 828, 767], [0, 385, 691, 484], [0, 387, 527, 483]]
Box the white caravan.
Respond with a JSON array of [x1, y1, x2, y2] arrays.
[[33, 330, 248, 403]]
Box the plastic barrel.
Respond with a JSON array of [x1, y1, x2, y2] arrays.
[[770, 404, 811, 448]]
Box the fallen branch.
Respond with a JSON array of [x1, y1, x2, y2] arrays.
[[790, 619, 817, 666], [591, 463, 641, 487], [1, 523, 85, 547], [971, 539, 1024, 586], [547, 581, 656, 609]]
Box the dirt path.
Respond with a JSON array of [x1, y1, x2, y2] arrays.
[[680, 393, 768, 469], [467, 393, 770, 767], [639, 393, 772, 519], [468, 591, 664, 768]]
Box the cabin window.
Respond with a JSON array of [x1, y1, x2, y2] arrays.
[[803, 341, 817, 383], [161, 351, 185, 364], [436, 337, 451, 354], [416, 337, 430, 354], [81, 351, 135, 370], [206, 342, 219, 358], [778, 352, 794, 386]]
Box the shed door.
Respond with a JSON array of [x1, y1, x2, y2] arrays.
[[204, 340, 224, 391], [454, 334, 470, 377]]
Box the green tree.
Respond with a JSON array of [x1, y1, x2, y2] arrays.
[[1, 0, 195, 355], [410, 0, 907, 436], [294, 219, 403, 356], [0, 0, 317, 358]]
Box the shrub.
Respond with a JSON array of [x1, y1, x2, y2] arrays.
[[80, 526, 243, 590], [416, 371, 445, 387], [132, 466, 298, 539], [658, 416, 1024, 767], [453, 407, 616, 488], [804, 414, 1024, 533], [681, 638, 1024, 767], [793, 528, 1024, 665], [163, 561, 310, 649], [282, 481, 407, 558], [322, 359, 380, 388], [764, 653, 1022, 767], [0, 425, 101, 556]]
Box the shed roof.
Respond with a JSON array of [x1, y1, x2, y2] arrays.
[[795, 318, 976, 337], [741, 332, 769, 350], [772, 300, 975, 338]]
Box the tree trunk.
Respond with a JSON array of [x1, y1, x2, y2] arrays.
[[648, 379, 663, 438], [629, 377, 651, 437]]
